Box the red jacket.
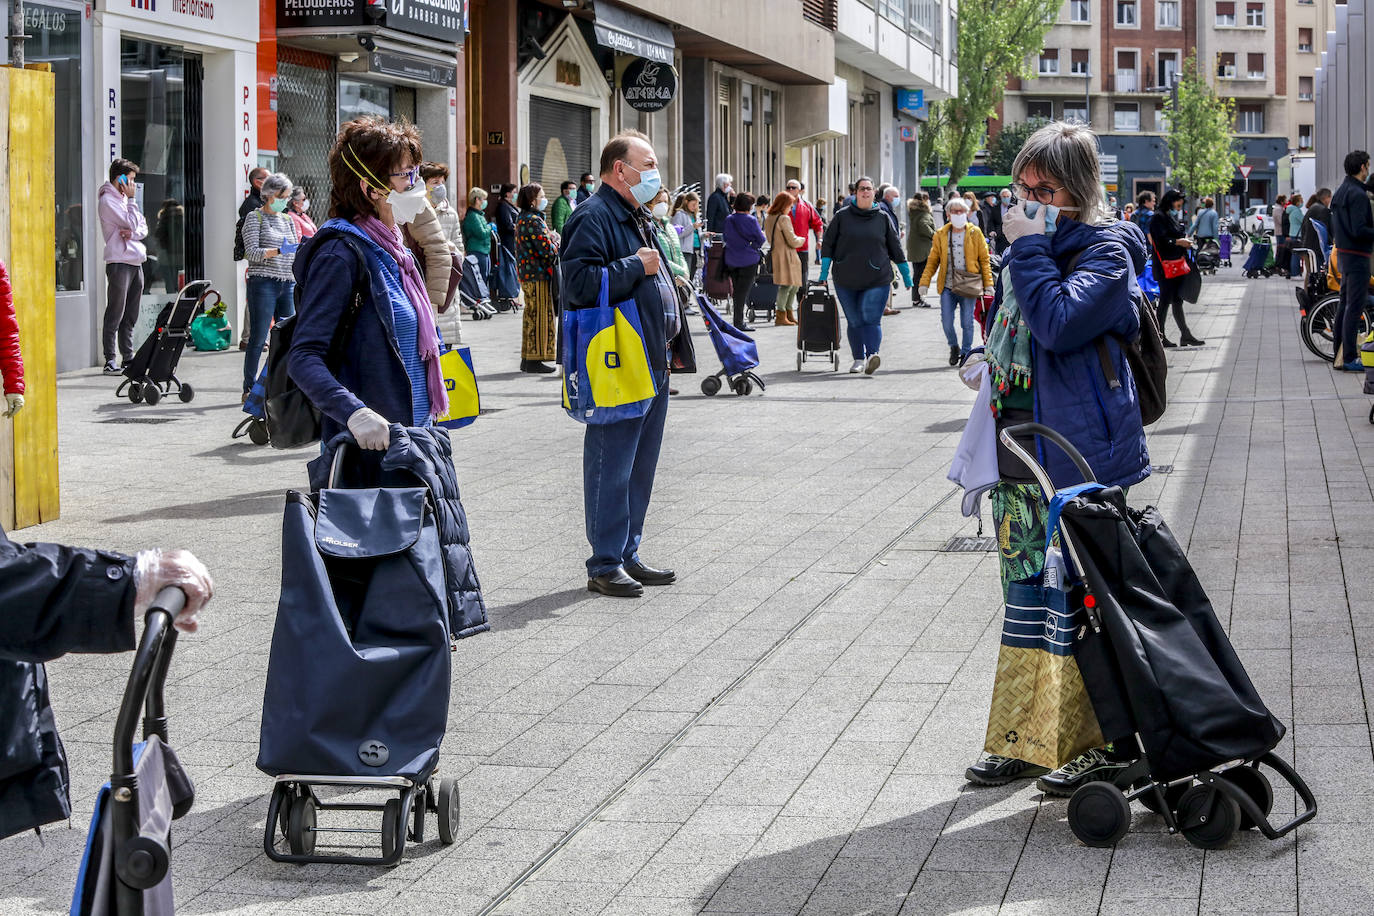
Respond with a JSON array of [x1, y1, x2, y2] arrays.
[[0, 261, 22, 395], [788, 198, 824, 252]]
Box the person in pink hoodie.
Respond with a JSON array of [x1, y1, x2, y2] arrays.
[[97, 158, 148, 374]]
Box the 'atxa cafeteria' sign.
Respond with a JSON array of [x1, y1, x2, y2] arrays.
[[278, 0, 466, 45], [621, 58, 677, 113]]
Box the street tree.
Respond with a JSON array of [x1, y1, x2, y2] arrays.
[[985, 117, 1051, 175], [932, 0, 1062, 187], [1163, 53, 1243, 203]]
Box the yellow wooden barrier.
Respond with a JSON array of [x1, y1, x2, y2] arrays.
[[3, 66, 57, 530]]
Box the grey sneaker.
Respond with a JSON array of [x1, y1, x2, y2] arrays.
[[1035, 748, 1133, 797], [965, 755, 1050, 786]]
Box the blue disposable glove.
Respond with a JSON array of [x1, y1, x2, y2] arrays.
[[897, 262, 913, 289], [279, 241, 300, 255], [817, 257, 832, 284]]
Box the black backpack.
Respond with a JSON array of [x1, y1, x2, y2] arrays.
[[1065, 246, 1168, 426], [233, 214, 246, 262], [263, 232, 368, 449]]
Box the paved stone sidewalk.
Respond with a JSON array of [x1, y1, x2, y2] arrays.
[[1, 267, 1371, 915]]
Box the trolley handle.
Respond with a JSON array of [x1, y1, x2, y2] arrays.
[[113, 587, 185, 777], [998, 423, 1097, 494]]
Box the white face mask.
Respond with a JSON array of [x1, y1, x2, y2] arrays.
[[300, 199, 310, 213], [651, 201, 670, 220], [537, 196, 549, 211], [950, 213, 967, 229], [388, 183, 429, 225]]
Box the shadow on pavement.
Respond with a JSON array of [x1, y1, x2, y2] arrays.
[[489, 587, 593, 632], [104, 489, 287, 524]]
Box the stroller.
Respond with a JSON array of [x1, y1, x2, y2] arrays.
[[1194, 238, 1221, 275], [1242, 232, 1275, 278], [1001, 423, 1317, 850], [70, 588, 196, 915], [697, 294, 765, 396], [115, 280, 214, 406], [258, 438, 462, 865], [796, 280, 841, 372], [459, 253, 497, 320]]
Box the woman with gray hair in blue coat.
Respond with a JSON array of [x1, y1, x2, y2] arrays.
[[960, 121, 1151, 796]]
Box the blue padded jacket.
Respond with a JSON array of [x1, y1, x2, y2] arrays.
[[996, 217, 1152, 490]]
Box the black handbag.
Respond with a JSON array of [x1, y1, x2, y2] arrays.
[[669, 281, 697, 374], [264, 234, 367, 449], [1178, 252, 1203, 303]]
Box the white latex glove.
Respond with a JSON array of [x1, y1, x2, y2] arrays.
[[133, 548, 214, 633], [959, 353, 987, 391], [982, 287, 995, 298], [347, 407, 391, 451], [2, 392, 22, 417], [1000, 201, 1044, 245], [918, 287, 930, 299]]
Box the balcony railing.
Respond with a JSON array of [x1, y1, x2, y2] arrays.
[[1114, 69, 1139, 92], [803, 0, 837, 30]]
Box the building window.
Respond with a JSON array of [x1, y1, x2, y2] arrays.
[[1235, 104, 1264, 133], [1216, 1, 1236, 26], [1114, 103, 1140, 131], [1071, 0, 1091, 22], [27, 3, 84, 294], [1027, 99, 1054, 119], [1247, 53, 1265, 79], [1039, 48, 1060, 75], [1299, 124, 1313, 149], [910, 0, 939, 49], [1158, 0, 1180, 27], [1218, 52, 1236, 78], [1157, 52, 1179, 89], [1117, 1, 1137, 26], [1245, 2, 1264, 26], [1299, 76, 1313, 100], [1115, 50, 1138, 92], [1298, 28, 1313, 53], [1156, 103, 1171, 133], [949, 11, 958, 65], [1063, 101, 1088, 124], [878, 0, 905, 23], [1071, 49, 1090, 75]]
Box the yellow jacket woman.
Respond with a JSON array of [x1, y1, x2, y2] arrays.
[[918, 198, 994, 364]]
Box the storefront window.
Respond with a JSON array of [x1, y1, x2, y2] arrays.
[[25, 3, 83, 292], [278, 49, 338, 205], [340, 78, 392, 123], [121, 39, 201, 296]]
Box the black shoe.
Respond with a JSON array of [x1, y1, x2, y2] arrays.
[[1179, 336, 1205, 347], [521, 360, 556, 374], [1161, 338, 1178, 348], [965, 755, 1050, 787], [588, 567, 644, 598], [1035, 748, 1134, 797], [624, 561, 676, 586], [103, 360, 123, 375], [738, 325, 756, 332], [917, 300, 932, 308], [948, 345, 961, 367]]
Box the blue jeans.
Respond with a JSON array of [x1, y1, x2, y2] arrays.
[[583, 378, 669, 577], [940, 289, 976, 355], [834, 285, 888, 360], [244, 276, 295, 392]]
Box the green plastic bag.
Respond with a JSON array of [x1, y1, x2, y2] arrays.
[[190, 314, 231, 351]]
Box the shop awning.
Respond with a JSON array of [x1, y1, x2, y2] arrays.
[[592, 1, 674, 65]]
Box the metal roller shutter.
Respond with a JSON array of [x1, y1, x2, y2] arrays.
[[529, 96, 593, 189]]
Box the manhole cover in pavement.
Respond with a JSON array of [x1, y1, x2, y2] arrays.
[[1151, 464, 1174, 474], [940, 536, 998, 552], [102, 417, 177, 425]]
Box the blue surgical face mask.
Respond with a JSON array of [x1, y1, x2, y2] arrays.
[[623, 162, 662, 207]]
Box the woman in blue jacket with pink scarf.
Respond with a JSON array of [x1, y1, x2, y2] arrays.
[[288, 116, 449, 451]]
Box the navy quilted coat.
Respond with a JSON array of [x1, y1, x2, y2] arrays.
[[995, 217, 1152, 490], [310, 426, 489, 639]]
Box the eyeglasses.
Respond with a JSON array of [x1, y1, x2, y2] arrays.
[[855, 185, 875, 193], [1014, 182, 1065, 204], [785, 184, 801, 192], [390, 166, 419, 186]]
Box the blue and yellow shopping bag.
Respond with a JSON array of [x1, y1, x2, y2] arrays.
[[560, 268, 658, 424], [436, 346, 481, 429]]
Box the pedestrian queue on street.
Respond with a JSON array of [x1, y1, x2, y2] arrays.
[[919, 194, 993, 367]]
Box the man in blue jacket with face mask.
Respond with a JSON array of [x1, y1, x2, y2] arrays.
[[560, 130, 678, 598]]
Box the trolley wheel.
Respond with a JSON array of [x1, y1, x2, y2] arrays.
[[1136, 780, 1189, 818], [144, 384, 162, 406], [1221, 767, 1273, 830], [411, 787, 426, 844], [1176, 783, 1241, 849], [286, 791, 317, 856], [273, 784, 291, 839], [128, 382, 144, 404], [734, 378, 752, 396], [1067, 782, 1131, 848], [701, 376, 721, 396], [437, 778, 460, 845], [381, 797, 403, 861], [796, 351, 802, 371], [248, 419, 270, 446], [178, 383, 195, 403]]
